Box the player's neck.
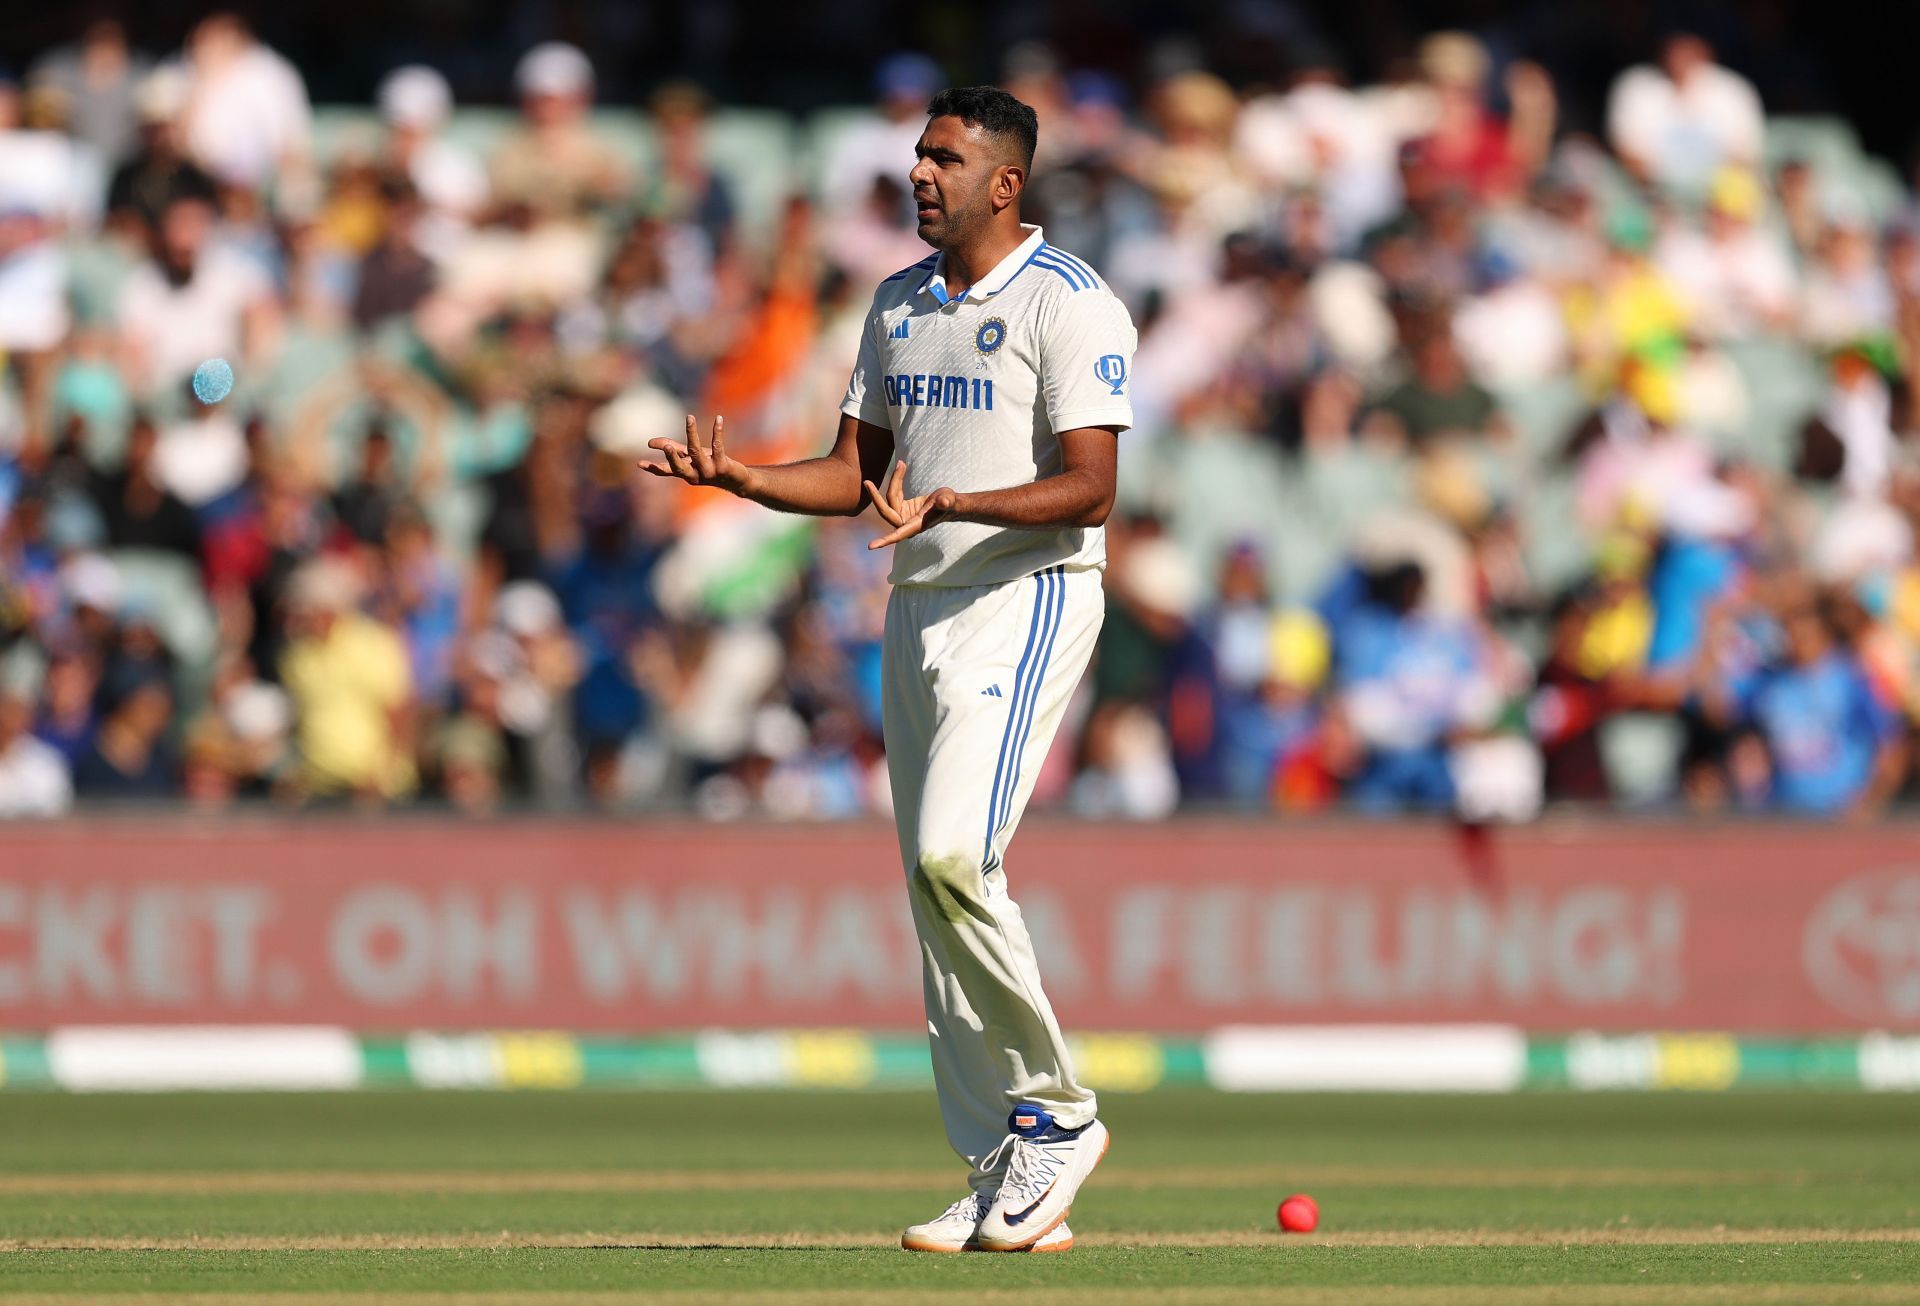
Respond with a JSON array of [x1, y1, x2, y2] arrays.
[[938, 219, 1027, 299]]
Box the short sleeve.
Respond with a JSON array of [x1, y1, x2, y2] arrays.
[[1039, 289, 1137, 434], [839, 311, 892, 429], [1854, 667, 1901, 744]]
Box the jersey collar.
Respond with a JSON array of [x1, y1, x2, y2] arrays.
[[917, 224, 1047, 306]]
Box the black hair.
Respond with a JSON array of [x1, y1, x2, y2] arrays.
[[925, 86, 1038, 169], [1367, 560, 1426, 614]]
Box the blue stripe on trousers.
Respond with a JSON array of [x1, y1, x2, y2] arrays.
[[987, 568, 1066, 873], [980, 568, 1053, 875], [984, 567, 1064, 876]]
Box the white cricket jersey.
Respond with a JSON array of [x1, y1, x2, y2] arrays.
[[841, 224, 1137, 587]]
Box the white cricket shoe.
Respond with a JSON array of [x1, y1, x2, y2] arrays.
[[974, 1104, 1110, 1252], [899, 1190, 1074, 1253]]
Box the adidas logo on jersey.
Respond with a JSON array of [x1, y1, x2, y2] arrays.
[[981, 685, 1004, 698], [890, 320, 910, 339]]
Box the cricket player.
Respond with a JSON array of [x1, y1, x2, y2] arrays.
[[642, 85, 1135, 1254]]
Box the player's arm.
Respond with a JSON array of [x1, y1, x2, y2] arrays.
[[864, 428, 1116, 549], [641, 413, 894, 518]]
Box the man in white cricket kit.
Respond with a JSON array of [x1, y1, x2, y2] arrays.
[[643, 86, 1135, 1254]]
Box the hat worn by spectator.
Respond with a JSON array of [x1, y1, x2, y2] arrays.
[[1122, 537, 1203, 621], [223, 681, 292, 743], [63, 553, 123, 615], [379, 65, 452, 129], [287, 558, 363, 614], [590, 383, 685, 458], [516, 42, 593, 100], [874, 52, 940, 103], [495, 580, 563, 638], [135, 66, 189, 124], [1269, 609, 1331, 690]]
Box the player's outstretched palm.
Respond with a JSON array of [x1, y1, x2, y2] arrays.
[[865, 460, 958, 550], [642, 415, 754, 495]]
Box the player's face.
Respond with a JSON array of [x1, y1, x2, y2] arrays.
[[909, 116, 1005, 249]]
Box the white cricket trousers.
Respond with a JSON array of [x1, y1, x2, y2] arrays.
[[882, 563, 1104, 1190]]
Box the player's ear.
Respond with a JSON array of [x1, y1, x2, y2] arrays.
[[996, 163, 1026, 211]]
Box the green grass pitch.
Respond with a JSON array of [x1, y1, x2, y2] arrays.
[[2, 1088, 1918, 1303]]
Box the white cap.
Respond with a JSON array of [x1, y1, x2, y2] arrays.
[[63, 552, 123, 613], [287, 558, 362, 614], [515, 42, 594, 99], [1122, 537, 1203, 621], [135, 65, 190, 123], [1663, 480, 1755, 541], [750, 704, 808, 760], [495, 580, 563, 637], [223, 682, 292, 742], [590, 383, 685, 457], [379, 65, 453, 128]]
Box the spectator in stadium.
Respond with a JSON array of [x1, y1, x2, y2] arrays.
[[1716, 595, 1908, 816], [72, 676, 177, 797], [27, 17, 147, 169], [489, 42, 627, 221], [0, 82, 83, 452], [1453, 247, 1569, 389], [1801, 206, 1897, 347], [1366, 326, 1508, 447], [279, 558, 416, 803], [821, 51, 942, 216], [5, 19, 1920, 823], [88, 414, 200, 559], [0, 681, 71, 817], [1337, 561, 1497, 811], [31, 643, 98, 769], [1216, 604, 1338, 809], [1070, 701, 1181, 820], [105, 68, 216, 234], [374, 64, 486, 261], [371, 500, 462, 710], [647, 81, 736, 252], [350, 181, 436, 331], [1795, 344, 1906, 500], [1408, 33, 1555, 203], [1653, 166, 1797, 340], [1607, 32, 1764, 197], [114, 192, 279, 400], [179, 12, 311, 193], [1530, 588, 1616, 803]]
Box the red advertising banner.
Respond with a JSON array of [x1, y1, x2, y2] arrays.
[[0, 819, 1916, 1032]]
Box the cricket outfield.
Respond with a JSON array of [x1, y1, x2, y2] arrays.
[[2, 1089, 1916, 1303]]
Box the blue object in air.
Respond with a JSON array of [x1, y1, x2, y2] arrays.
[[192, 357, 234, 405]]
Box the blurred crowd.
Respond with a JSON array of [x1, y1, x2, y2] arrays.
[[3, 13, 1920, 821]]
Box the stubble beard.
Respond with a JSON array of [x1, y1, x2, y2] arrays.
[[920, 193, 986, 253]]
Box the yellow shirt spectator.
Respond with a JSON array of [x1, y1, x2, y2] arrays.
[[282, 604, 416, 799]]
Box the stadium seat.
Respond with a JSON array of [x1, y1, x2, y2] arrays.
[[701, 111, 801, 242], [801, 107, 886, 200], [1492, 378, 1585, 464], [1514, 472, 1592, 597], [1721, 338, 1824, 471]]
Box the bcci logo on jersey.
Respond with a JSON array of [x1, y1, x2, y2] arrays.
[[975, 318, 1008, 354], [1095, 354, 1128, 396]]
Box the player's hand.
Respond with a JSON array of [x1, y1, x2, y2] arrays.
[[641, 415, 756, 496], [864, 460, 960, 550]]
